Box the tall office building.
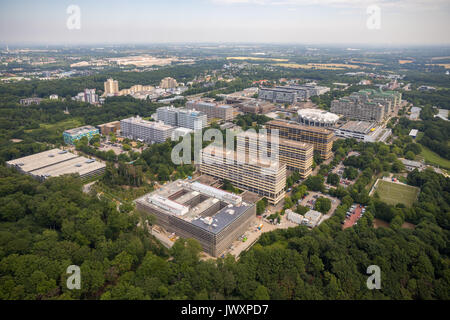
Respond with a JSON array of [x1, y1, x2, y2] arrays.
[[186, 100, 235, 122], [120, 116, 174, 144], [104, 78, 119, 96], [265, 120, 335, 160], [200, 145, 286, 205], [160, 77, 178, 89], [236, 131, 314, 178], [157, 106, 207, 130]]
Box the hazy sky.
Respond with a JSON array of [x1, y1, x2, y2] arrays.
[[0, 0, 449, 45]]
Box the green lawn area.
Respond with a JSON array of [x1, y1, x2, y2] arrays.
[[374, 180, 420, 208], [418, 143, 450, 171], [39, 118, 83, 131]]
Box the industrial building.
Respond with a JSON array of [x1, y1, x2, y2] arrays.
[[135, 180, 256, 257], [265, 120, 335, 160], [97, 121, 121, 136], [297, 108, 340, 127], [236, 130, 313, 178], [157, 106, 207, 131], [186, 100, 235, 122], [120, 116, 174, 144], [200, 145, 286, 205], [334, 121, 392, 143], [63, 125, 99, 145], [6, 149, 106, 181]]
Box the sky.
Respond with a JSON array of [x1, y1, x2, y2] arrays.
[[0, 0, 449, 45]]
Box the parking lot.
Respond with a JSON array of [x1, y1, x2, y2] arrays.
[[342, 204, 365, 229]]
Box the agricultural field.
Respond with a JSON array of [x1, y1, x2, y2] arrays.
[[373, 180, 420, 207], [226, 56, 288, 62], [274, 63, 360, 70]]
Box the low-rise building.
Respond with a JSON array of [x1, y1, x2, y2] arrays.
[[63, 125, 99, 145], [135, 179, 255, 257], [97, 121, 121, 136], [401, 159, 425, 172], [20, 98, 43, 106], [334, 121, 392, 143], [6, 149, 105, 181]]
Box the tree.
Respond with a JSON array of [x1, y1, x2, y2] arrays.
[[405, 151, 416, 160], [315, 197, 331, 214], [253, 285, 270, 300], [327, 173, 340, 186], [304, 175, 325, 192]]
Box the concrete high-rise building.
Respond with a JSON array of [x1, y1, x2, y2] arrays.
[[186, 100, 235, 122], [236, 131, 314, 178], [265, 120, 335, 160], [104, 78, 119, 96], [157, 106, 207, 130], [200, 145, 286, 205], [120, 116, 174, 144], [160, 77, 178, 89], [330, 89, 401, 121], [177, 109, 207, 131], [259, 84, 330, 104]]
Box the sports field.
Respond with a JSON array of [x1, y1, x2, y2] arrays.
[[374, 180, 420, 207]]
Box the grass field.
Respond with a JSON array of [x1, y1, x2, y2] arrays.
[[418, 144, 450, 171], [374, 180, 420, 208]]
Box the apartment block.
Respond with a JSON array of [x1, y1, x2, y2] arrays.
[[186, 100, 235, 122], [265, 120, 334, 160], [120, 116, 174, 144], [236, 131, 313, 178], [104, 78, 119, 96], [200, 145, 286, 205]]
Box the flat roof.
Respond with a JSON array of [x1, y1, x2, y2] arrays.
[[409, 129, 419, 136], [237, 131, 313, 150], [266, 120, 333, 134], [31, 156, 105, 178], [135, 180, 253, 235], [338, 121, 377, 134], [6, 148, 78, 173], [64, 125, 98, 135]]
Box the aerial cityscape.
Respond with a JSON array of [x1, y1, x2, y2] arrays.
[[0, 0, 449, 309]]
